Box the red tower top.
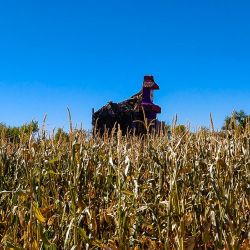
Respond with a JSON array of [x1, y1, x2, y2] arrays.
[[141, 75, 161, 115], [143, 75, 159, 89]]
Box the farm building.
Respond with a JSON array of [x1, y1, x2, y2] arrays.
[[92, 75, 162, 135]]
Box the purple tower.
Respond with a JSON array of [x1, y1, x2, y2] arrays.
[[140, 75, 161, 121]]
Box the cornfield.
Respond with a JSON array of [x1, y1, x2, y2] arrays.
[[0, 123, 249, 249]]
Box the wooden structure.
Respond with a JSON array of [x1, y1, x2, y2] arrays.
[[141, 75, 161, 120], [92, 75, 161, 135]]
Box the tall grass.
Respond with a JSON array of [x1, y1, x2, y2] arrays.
[[0, 124, 249, 249]]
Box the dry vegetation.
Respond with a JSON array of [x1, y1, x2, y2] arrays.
[[0, 124, 249, 249]]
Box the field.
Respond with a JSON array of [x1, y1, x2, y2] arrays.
[[0, 125, 249, 249]]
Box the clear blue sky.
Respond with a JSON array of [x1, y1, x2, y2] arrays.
[[0, 0, 250, 131]]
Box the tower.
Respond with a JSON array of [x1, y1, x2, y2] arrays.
[[140, 75, 161, 120]]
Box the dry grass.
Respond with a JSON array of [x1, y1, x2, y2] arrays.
[[0, 125, 249, 249]]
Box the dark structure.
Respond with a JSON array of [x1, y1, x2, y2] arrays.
[[92, 75, 161, 135]]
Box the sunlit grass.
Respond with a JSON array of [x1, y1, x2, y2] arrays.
[[0, 124, 249, 249]]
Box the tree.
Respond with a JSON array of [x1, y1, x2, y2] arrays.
[[174, 124, 186, 135], [222, 110, 250, 130], [54, 128, 69, 143], [0, 120, 39, 142]]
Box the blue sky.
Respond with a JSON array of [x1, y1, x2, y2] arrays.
[[0, 0, 250, 131]]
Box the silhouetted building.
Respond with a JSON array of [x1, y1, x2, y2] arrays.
[[92, 75, 161, 135]]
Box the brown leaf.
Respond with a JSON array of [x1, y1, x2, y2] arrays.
[[184, 236, 195, 250], [240, 239, 250, 250]]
